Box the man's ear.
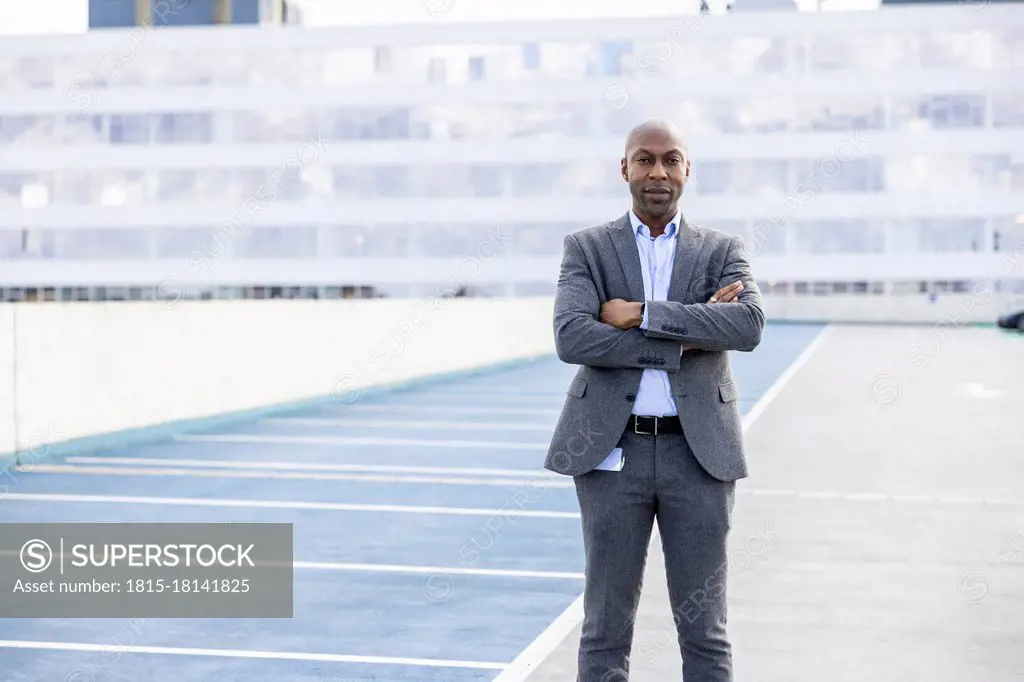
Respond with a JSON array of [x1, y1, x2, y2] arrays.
[[685, 159, 690, 178]]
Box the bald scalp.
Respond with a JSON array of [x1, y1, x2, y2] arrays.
[[623, 118, 687, 157]]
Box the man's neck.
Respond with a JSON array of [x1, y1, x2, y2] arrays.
[[633, 207, 678, 238]]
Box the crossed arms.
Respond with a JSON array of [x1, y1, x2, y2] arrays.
[[553, 233, 765, 370]]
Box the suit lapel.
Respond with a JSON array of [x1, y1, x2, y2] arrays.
[[609, 212, 646, 303], [668, 217, 706, 304]]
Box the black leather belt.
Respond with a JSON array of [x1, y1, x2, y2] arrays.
[[628, 414, 683, 436]]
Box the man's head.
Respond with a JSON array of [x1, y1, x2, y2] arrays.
[[621, 118, 690, 226]]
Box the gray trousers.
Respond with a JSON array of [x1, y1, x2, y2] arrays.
[[573, 428, 736, 681]]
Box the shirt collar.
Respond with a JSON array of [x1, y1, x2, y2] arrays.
[[629, 209, 681, 239]]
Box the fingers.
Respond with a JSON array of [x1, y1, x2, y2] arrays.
[[709, 281, 743, 304]]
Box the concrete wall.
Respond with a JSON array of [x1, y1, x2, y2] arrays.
[[0, 305, 14, 458], [0, 292, 1019, 461], [0, 297, 556, 458], [763, 293, 1023, 324]]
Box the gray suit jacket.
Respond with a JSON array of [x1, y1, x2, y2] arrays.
[[544, 212, 765, 482]]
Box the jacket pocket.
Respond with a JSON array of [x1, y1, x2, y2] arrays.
[[719, 381, 738, 403], [567, 378, 587, 398]]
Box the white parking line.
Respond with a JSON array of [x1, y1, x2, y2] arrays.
[[416, 388, 567, 398], [325, 405, 560, 417], [0, 492, 581, 518], [385, 394, 562, 404], [294, 561, 584, 580], [64, 456, 557, 478], [0, 640, 507, 671], [492, 324, 836, 682], [741, 489, 1022, 507], [739, 324, 833, 432], [27, 462, 1011, 505], [19, 464, 574, 489], [174, 433, 549, 451], [262, 417, 555, 432]]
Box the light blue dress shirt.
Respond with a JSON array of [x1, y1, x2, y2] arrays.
[[632, 209, 681, 417], [594, 209, 683, 471]]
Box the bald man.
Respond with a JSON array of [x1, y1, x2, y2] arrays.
[[545, 119, 764, 681]]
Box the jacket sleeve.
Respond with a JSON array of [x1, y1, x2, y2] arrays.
[[642, 236, 765, 352], [553, 233, 683, 370]]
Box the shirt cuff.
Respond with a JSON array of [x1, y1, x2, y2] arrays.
[[640, 302, 649, 330]]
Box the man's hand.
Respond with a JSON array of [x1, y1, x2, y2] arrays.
[[602, 282, 745, 346], [600, 299, 643, 330], [681, 281, 745, 351], [708, 281, 743, 304]]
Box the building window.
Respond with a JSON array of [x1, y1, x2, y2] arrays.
[[374, 47, 392, 73], [428, 58, 447, 84], [468, 56, 485, 82], [108, 114, 152, 144], [793, 98, 887, 132], [0, 115, 55, 144], [55, 169, 151, 206], [235, 227, 318, 258], [155, 113, 214, 144], [4, 57, 53, 89], [56, 229, 152, 259], [807, 34, 909, 71], [991, 215, 1024, 252], [885, 155, 996, 193], [154, 228, 220, 258], [694, 161, 732, 196], [891, 94, 986, 130], [60, 114, 105, 145], [509, 163, 569, 197], [746, 220, 787, 254], [993, 92, 1024, 128], [795, 158, 885, 193], [890, 218, 987, 253], [467, 165, 505, 197], [696, 161, 789, 196], [523, 43, 540, 70], [919, 30, 1004, 70], [0, 230, 23, 258], [1, 173, 51, 207], [508, 223, 583, 255], [991, 155, 1024, 192], [416, 223, 504, 258], [319, 225, 409, 258], [598, 42, 632, 77], [792, 220, 885, 254]]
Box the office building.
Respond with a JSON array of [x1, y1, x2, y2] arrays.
[[88, 0, 301, 29], [0, 5, 1021, 302]]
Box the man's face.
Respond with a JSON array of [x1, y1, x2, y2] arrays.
[[620, 129, 689, 218]]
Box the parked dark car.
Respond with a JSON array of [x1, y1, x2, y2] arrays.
[[996, 308, 1024, 332]]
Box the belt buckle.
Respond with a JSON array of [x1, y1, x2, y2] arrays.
[[633, 415, 658, 436]]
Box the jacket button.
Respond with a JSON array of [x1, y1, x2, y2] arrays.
[[680, 327, 688, 334], [625, 393, 635, 402]]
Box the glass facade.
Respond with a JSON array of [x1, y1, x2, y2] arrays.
[[1, 15, 1021, 299], [4, 214, 1017, 263], [88, 0, 269, 28], [1, 28, 1022, 91], [4, 93, 1018, 145], [0, 156, 1016, 206]]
